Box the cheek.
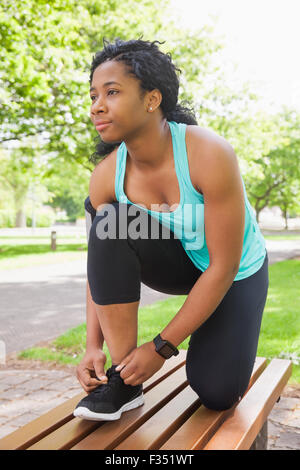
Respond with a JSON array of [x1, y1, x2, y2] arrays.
[[89, 104, 95, 120], [122, 92, 145, 112]]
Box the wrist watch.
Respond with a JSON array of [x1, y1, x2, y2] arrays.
[[153, 334, 179, 359]]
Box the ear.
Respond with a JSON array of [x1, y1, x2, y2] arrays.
[[146, 89, 162, 112]]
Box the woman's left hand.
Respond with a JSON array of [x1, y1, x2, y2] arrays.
[[115, 341, 166, 386]]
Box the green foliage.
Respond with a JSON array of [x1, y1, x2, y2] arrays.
[[244, 109, 300, 221], [1, 0, 169, 155], [26, 211, 55, 227], [1, 0, 221, 225], [1, 0, 300, 226], [46, 159, 90, 219], [0, 211, 14, 228]]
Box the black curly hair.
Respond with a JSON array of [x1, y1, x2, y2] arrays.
[[89, 38, 197, 163]]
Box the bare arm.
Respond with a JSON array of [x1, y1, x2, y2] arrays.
[[161, 134, 245, 346], [76, 152, 117, 391], [84, 151, 116, 347], [76, 209, 108, 392]]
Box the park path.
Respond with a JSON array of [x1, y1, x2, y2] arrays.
[[0, 236, 299, 448], [1, 237, 300, 355]]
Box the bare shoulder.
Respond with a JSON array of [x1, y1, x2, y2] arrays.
[[89, 147, 118, 210], [186, 125, 237, 162], [185, 125, 240, 194]]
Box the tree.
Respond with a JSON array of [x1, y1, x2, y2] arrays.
[[244, 109, 300, 222], [0, 141, 52, 226], [1, 0, 223, 225], [46, 159, 90, 221], [274, 182, 300, 229]]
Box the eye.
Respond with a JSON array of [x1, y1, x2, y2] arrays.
[[90, 95, 97, 102], [107, 89, 119, 96]]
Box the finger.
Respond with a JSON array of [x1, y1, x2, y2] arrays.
[[76, 367, 89, 390], [119, 362, 137, 381], [80, 367, 103, 389], [115, 350, 135, 372], [115, 362, 128, 373], [93, 365, 108, 383], [123, 372, 142, 386], [77, 375, 94, 393]]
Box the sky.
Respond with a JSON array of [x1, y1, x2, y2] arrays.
[[170, 0, 300, 112]]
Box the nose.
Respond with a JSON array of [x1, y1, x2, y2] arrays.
[[91, 95, 106, 114]]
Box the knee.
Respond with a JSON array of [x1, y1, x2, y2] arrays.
[[194, 389, 240, 411], [186, 368, 242, 411]]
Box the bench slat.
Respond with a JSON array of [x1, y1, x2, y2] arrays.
[[25, 352, 186, 450], [203, 358, 292, 450], [0, 351, 186, 450], [0, 392, 85, 450], [71, 364, 189, 450], [29, 364, 188, 450], [160, 356, 267, 450], [114, 386, 201, 450], [0, 353, 291, 451]]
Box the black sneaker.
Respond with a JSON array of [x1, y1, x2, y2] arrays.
[[73, 365, 144, 421]]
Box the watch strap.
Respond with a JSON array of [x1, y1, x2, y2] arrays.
[[153, 334, 179, 359]]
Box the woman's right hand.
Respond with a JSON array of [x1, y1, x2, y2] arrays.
[[76, 348, 108, 393]]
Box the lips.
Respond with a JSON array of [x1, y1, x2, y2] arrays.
[[94, 120, 111, 131]]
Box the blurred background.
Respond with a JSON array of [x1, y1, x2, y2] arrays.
[[0, 0, 299, 232], [0, 3, 299, 440]]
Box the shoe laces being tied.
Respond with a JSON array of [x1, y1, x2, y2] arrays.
[[106, 365, 122, 380], [91, 366, 123, 396]]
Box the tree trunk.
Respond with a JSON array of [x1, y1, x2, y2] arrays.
[[256, 208, 261, 224], [15, 208, 27, 227], [282, 207, 289, 230], [13, 184, 29, 228]]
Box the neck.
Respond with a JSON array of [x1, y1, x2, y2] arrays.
[[124, 117, 172, 173]]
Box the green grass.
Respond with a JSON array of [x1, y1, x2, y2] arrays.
[[19, 298, 189, 369], [257, 259, 300, 383], [264, 235, 300, 241], [0, 236, 87, 270], [18, 259, 300, 383]]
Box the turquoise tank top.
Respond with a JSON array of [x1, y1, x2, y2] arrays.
[[115, 121, 267, 281]]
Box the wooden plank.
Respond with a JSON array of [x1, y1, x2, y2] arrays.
[[203, 358, 292, 450], [25, 352, 186, 450], [31, 365, 188, 450], [0, 391, 85, 450], [28, 367, 188, 450], [114, 386, 201, 450], [161, 356, 267, 450], [0, 350, 186, 450], [71, 363, 189, 450]]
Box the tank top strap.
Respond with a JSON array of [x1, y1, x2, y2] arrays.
[[168, 121, 202, 202], [115, 142, 127, 203], [169, 121, 188, 175]]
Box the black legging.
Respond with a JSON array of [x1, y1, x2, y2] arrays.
[[86, 200, 269, 411]]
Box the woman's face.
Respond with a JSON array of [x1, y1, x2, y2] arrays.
[[89, 60, 149, 143]]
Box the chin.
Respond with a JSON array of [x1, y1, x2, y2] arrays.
[[100, 135, 121, 144], [98, 128, 124, 144]]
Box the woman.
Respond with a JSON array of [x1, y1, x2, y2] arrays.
[[74, 39, 269, 421]]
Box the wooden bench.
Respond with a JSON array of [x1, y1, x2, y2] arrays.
[[0, 351, 292, 451]]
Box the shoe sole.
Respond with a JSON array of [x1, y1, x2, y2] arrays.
[[73, 393, 144, 421]]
